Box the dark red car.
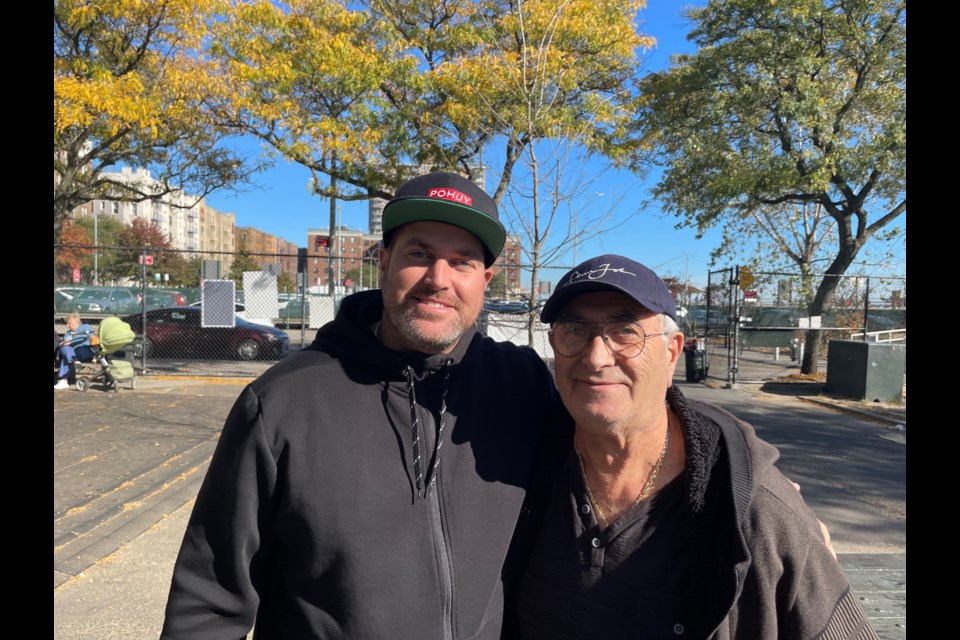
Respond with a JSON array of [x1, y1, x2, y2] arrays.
[[121, 307, 290, 361]]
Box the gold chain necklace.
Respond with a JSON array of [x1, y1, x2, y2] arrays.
[[576, 418, 671, 529]]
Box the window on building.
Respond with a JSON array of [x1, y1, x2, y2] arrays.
[[113, 202, 119, 214], [132, 203, 138, 215]]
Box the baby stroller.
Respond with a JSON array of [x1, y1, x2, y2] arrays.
[[74, 316, 138, 392]]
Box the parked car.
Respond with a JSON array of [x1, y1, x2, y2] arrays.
[[484, 300, 532, 315], [55, 288, 79, 313], [143, 290, 187, 310], [61, 286, 142, 315], [188, 300, 246, 313], [684, 308, 729, 336], [122, 307, 290, 361], [277, 299, 310, 326]]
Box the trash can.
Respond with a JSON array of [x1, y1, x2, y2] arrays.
[[683, 339, 708, 383]]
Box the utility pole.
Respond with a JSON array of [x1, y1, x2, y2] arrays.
[[93, 206, 99, 285], [328, 171, 337, 300]]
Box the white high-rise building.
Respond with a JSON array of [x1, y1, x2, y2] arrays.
[[74, 167, 202, 251]]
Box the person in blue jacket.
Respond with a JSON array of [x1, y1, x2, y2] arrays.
[[55, 312, 95, 390]]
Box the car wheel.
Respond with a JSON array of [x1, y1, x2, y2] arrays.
[[236, 339, 260, 361]]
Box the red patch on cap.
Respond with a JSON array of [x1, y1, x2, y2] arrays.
[[427, 188, 473, 207]]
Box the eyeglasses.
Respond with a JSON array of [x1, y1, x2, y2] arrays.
[[549, 320, 666, 358]]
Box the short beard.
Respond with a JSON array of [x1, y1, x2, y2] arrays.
[[389, 305, 468, 353]]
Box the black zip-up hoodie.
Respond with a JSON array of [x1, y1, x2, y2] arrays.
[[160, 290, 571, 640]]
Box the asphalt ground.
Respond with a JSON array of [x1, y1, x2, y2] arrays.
[[53, 374, 906, 639]]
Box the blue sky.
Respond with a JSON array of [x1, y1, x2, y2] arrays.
[[203, 2, 905, 289]]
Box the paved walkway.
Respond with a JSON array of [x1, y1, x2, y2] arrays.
[[54, 375, 906, 639]]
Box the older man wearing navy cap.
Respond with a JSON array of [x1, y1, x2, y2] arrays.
[[517, 255, 876, 640], [512, 254, 877, 639], [160, 172, 570, 640]]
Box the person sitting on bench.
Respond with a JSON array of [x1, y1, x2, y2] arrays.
[[55, 313, 95, 390]]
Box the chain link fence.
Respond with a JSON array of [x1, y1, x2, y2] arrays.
[[55, 245, 905, 386], [694, 268, 906, 384], [54, 244, 535, 379]]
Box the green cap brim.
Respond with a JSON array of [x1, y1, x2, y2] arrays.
[[382, 199, 506, 264]]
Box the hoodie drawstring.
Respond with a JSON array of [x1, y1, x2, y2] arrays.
[[404, 363, 452, 500]]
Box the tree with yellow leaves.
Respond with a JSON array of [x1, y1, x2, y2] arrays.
[[54, 0, 255, 255], [441, 0, 652, 342], [208, 0, 651, 340], [207, 0, 650, 215]]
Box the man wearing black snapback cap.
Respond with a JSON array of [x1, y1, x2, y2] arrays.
[[512, 254, 876, 639], [160, 172, 570, 639]]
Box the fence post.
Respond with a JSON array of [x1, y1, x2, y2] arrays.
[[730, 266, 740, 386], [862, 277, 871, 340]]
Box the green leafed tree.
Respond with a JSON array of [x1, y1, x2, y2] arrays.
[[487, 270, 508, 299], [277, 270, 298, 295], [344, 262, 381, 291], [228, 243, 262, 290], [207, 0, 651, 345], [445, 0, 651, 344], [632, 0, 905, 373], [73, 213, 127, 285], [167, 254, 204, 288]]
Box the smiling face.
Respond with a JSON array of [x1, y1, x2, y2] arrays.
[[378, 221, 493, 354], [549, 291, 684, 434]]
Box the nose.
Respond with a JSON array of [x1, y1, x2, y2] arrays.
[[582, 333, 616, 367], [423, 259, 452, 290]]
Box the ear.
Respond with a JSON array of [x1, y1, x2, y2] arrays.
[[665, 330, 685, 379], [483, 267, 493, 286], [378, 246, 389, 274]]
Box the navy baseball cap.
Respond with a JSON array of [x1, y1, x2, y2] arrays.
[[382, 172, 506, 267], [540, 254, 678, 323]]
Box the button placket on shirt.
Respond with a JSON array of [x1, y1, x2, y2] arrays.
[[577, 497, 607, 567]]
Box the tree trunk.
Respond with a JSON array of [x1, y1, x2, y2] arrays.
[[800, 272, 842, 374]]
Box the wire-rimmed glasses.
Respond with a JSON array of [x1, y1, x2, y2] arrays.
[[549, 320, 665, 358]]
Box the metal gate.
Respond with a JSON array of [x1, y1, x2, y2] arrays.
[[694, 268, 906, 385]]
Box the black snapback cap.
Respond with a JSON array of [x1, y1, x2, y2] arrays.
[[382, 172, 506, 267]]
